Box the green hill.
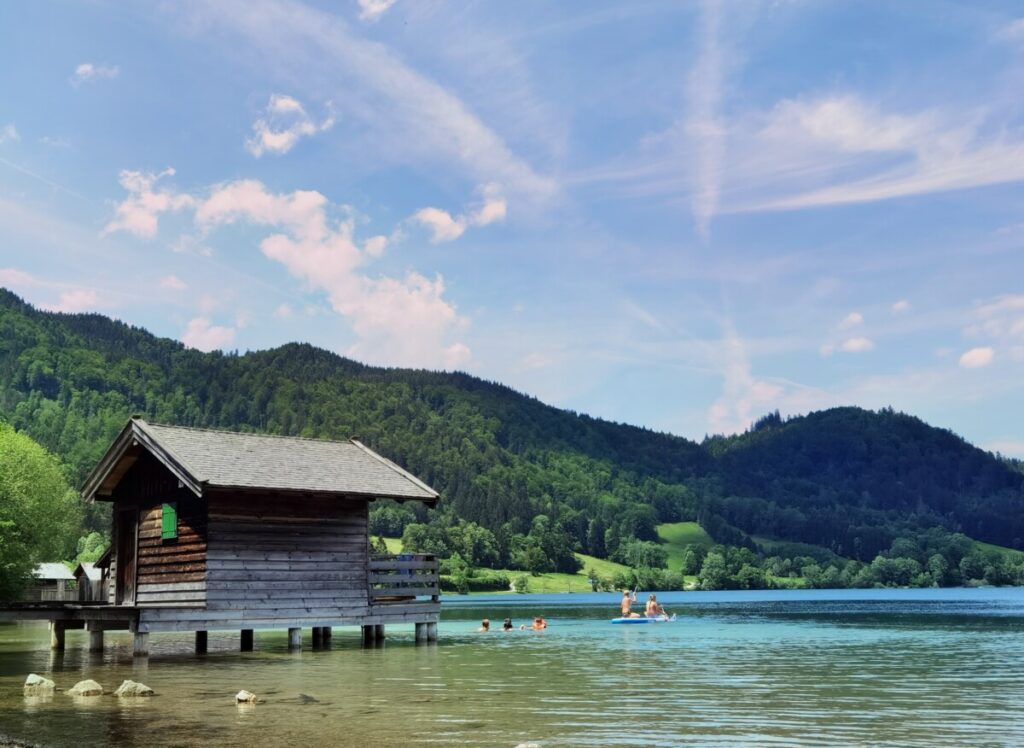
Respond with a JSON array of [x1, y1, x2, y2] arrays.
[[2, 288, 1024, 590]]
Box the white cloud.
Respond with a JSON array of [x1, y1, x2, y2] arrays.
[[159, 274, 187, 291], [182, 317, 236, 351], [72, 63, 119, 84], [892, 299, 911, 313], [41, 289, 99, 314], [357, 0, 396, 21], [838, 311, 864, 329], [0, 124, 18, 144], [103, 168, 194, 239], [840, 336, 875, 353], [964, 294, 1024, 351], [197, 179, 470, 368], [245, 94, 335, 157], [410, 186, 507, 243], [275, 303, 293, 318], [959, 346, 994, 368]]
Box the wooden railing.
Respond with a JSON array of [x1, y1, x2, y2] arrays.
[[368, 555, 439, 604]]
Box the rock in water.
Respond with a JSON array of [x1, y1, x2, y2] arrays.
[[23, 674, 55, 693], [114, 680, 154, 697], [68, 679, 104, 697], [235, 690, 258, 703]]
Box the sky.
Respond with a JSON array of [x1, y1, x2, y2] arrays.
[[1, 1, 1023, 455]]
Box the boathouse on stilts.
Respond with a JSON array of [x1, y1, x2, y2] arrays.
[[0, 418, 441, 655]]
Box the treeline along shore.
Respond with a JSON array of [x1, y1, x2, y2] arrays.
[[1, 287, 1023, 600]]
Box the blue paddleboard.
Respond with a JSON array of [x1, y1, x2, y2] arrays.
[[610, 614, 676, 624]]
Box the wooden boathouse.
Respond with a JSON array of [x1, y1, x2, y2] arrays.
[[0, 418, 441, 655]]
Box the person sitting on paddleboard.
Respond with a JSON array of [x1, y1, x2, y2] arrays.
[[645, 594, 665, 618], [620, 590, 642, 618]]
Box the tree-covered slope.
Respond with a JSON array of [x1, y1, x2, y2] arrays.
[[2, 287, 1022, 569]]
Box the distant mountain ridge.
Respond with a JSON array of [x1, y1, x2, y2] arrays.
[[1, 287, 1022, 562]]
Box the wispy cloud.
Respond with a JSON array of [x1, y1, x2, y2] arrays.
[[159, 274, 188, 291], [42, 289, 100, 313], [0, 268, 102, 313], [71, 62, 119, 85], [181, 0, 555, 204], [356, 0, 396, 22], [892, 299, 911, 314], [686, 0, 725, 238], [410, 185, 507, 243], [245, 94, 334, 157], [0, 124, 18, 145]]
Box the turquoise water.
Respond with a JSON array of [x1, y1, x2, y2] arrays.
[[1, 587, 1023, 746]]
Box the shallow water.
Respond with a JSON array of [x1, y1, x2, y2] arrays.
[[1, 587, 1023, 747]]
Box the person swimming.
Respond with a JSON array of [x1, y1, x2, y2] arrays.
[[478, 618, 491, 632], [620, 590, 642, 618], [645, 594, 665, 618], [502, 618, 514, 631], [530, 616, 547, 630]]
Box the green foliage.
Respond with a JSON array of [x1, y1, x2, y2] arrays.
[[0, 421, 82, 602], [614, 539, 668, 569], [3, 291, 1024, 592], [75, 531, 109, 564]]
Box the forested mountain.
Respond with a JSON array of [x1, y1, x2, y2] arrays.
[[2, 288, 1023, 580]]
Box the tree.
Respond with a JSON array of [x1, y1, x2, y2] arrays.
[[0, 422, 82, 602], [680, 545, 705, 575], [615, 539, 668, 569], [698, 551, 730, 590]]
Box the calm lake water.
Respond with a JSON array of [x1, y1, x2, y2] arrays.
[[1, 587, 1023, 747]]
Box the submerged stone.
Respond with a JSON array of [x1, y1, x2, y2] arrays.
[[235, 690, 259, 703], [68, 679, 104, 697], [114, 680, 154, 697]]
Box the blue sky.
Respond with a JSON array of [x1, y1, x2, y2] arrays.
[[1, 1, 1023, 454]]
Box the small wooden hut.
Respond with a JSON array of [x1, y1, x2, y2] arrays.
[[25, 564, 75, 602], [73, 562, 103, 601], [0, 418, 441, 655]]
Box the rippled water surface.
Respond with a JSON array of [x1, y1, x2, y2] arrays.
[[2, 588, 1023, 747]]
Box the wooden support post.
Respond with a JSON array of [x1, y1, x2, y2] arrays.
[[133, 632, 149, 657], [374, 624, 385, 640], [88, 628, 104, 653], [322, 626, 333, 642], [312, 626, 323, 646], [288, 627, 302, 650], [414, 622, 428, 643], [427, 622, 438, 642], [240, 629, 253, 651], [49, 621, 66, 651], [362, 624, 376, 644], [195, 631, 208, 654]]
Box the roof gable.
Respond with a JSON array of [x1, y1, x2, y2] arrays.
[[83, 418, 439, 504]]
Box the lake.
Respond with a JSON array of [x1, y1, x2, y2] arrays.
[[1, 587, 1023, 747]]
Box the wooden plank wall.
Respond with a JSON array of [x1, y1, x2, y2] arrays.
[[110, 452, 207, 606], [202, 492, 370, 623]]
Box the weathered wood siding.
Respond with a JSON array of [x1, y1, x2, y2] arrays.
[[204, 492, 369, 618], [110, 452, 207, 606]]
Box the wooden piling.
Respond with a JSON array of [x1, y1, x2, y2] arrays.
[[240, 629, 254, 651], [88, 628, 104, 652], [133, 632, 149, 657], [49, 621, 66, 651], [288, 627, 302, 650], [195, 630, 208, 654]]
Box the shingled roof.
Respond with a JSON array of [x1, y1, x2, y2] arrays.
[[83, 418, 439, 504]]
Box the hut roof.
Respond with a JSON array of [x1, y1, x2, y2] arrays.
[[73, 563, 102, 582], [34, 563, 74, 581], [83, 418, 439, 504]]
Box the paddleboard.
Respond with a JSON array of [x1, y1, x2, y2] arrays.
[[610, 614, 676, 624]]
